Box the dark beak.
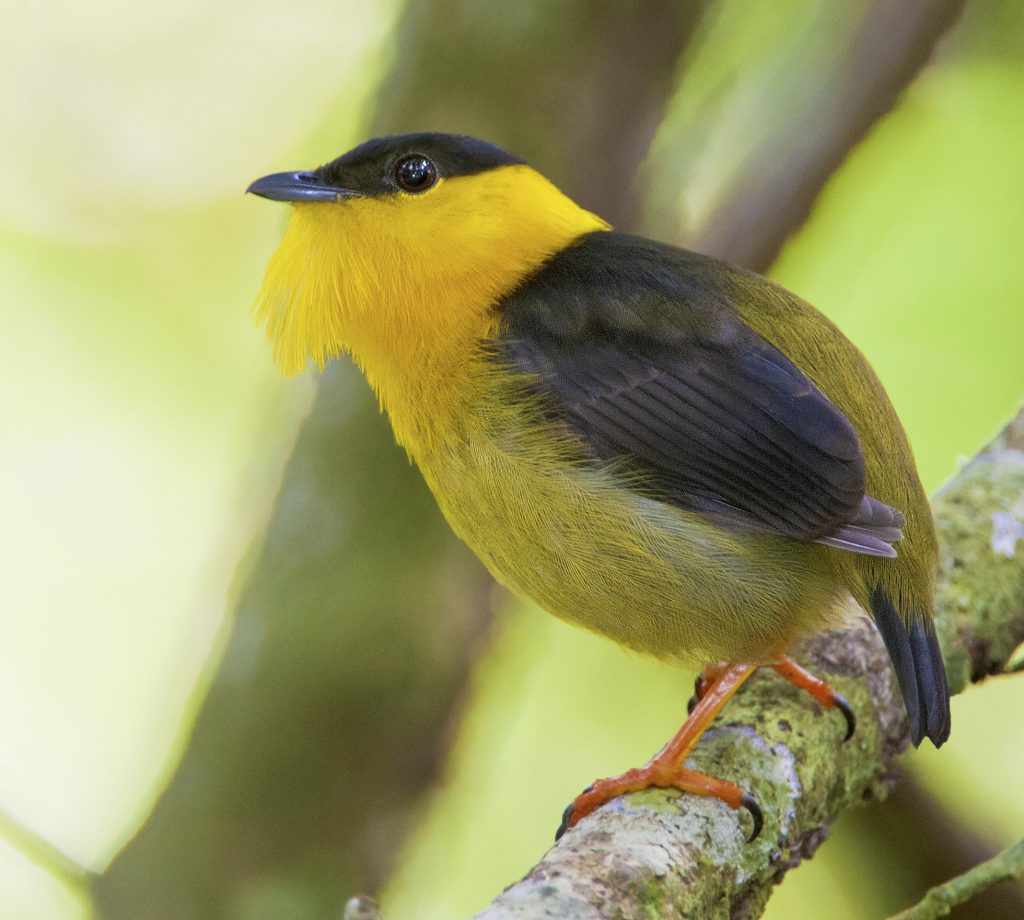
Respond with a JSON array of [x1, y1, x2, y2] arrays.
[[246, 171, 356, 203]]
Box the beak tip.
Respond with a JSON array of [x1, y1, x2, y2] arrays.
[[247, 171, 354, 203]]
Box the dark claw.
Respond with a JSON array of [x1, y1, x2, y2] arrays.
[[833, 692, 857, 742], [687, 674, 705, 714], [555, 802, 574, 841], [741, 792, 763, 842], [554, 785, 594, 842]]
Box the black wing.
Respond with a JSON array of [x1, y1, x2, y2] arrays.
[[499, 232, 903, 557]]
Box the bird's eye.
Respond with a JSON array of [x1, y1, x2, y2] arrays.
[[393, 154, 438, 193]]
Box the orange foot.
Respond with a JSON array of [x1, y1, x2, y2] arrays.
[[556, 663, 763, 842], [558, 657, 855, 843]]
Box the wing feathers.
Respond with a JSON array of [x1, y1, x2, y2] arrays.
[[499, 232, 904, 556]]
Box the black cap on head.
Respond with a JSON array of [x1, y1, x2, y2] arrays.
[[317, 133, 524, 191], [247, 133, 525, 203]]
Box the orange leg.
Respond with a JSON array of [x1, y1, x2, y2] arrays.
[[557, 663, 762, 842], [771, 658, 856, 741]]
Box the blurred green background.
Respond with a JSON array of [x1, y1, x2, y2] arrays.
[[2, 1, 1022, 918]]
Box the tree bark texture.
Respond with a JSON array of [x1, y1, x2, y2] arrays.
[[684, 0, 967, 272]]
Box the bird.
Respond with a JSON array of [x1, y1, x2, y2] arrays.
[[247, 132, 950, 842]]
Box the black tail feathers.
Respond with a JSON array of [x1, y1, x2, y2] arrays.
[[870, 587, 951, 747]]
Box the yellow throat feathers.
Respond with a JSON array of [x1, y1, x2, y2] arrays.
[[253, 164, 608, 443]]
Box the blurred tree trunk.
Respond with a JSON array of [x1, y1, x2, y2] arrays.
[[93, 3, 703, 919], [640, 0, 967, 272], [96, 370, 488, 920], [680, 0, 968, 270]]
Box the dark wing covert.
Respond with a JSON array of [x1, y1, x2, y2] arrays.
[[499, 233, 903, 557]]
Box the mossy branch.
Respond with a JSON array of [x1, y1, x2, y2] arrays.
[[475, 407, 1024, 920]]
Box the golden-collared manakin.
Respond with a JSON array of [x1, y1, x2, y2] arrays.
[[247, 133, 950, 841]]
